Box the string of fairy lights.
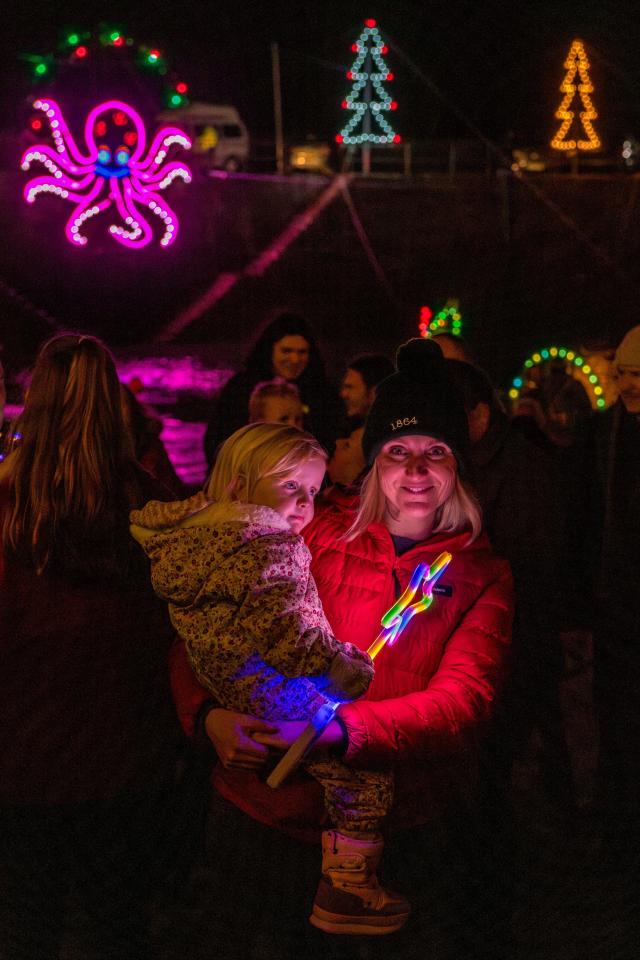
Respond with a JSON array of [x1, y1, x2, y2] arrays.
[[418, 304, 464, 339], [416, 305, 609, 410], [509, 346, 607, 409], [21, 26, 189, 110]]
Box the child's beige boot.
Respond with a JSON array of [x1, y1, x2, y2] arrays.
[[309, 830, 411, 935]]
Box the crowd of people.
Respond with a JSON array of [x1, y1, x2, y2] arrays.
[[0, 312, 638, 959]]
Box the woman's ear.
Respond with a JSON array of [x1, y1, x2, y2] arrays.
[[230, 475, 247, 500]]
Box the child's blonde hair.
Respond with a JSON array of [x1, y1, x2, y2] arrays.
[[205, 422, 327, 503], [248, 379, 302, 423]]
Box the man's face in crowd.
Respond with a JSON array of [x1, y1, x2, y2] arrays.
[[616, 365, 640, 413], [340, 369, 374, 419]]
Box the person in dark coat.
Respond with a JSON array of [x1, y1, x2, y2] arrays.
[[447, 359, 574, 812], [0, 335, 194, 960], [203, 312, 341, 467], [585, 324, 640, 833]]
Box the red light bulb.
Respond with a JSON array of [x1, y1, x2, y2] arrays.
[[176, 82, 188, 94], [335, 134, 344, 144], [75, 46, 88, 58], [365, 18, 377, 28]]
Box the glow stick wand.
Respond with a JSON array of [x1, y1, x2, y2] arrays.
[[266, 551, 452, 789]]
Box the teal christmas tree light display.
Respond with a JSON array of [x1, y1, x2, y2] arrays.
[[336, 19, 400, 146]]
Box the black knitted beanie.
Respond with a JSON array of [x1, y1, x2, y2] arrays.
[[361, 337, 471, 473]]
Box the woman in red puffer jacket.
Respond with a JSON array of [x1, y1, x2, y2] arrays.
[[170, 338, 513, 949]]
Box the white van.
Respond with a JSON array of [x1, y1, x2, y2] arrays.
[[156, 102, 250, 172]]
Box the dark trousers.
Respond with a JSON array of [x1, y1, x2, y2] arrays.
[[0, 770, 207, 960], [593, 619, 640, 835], [172, 788, 515, 960]]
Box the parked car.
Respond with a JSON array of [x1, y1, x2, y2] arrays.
[[156, 102, 249, 172]]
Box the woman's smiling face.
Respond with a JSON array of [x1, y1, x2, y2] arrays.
[[377, 435, 457, 537]]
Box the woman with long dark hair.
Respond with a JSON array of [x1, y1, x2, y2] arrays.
[[0, 334, 189, 960], [203, 311, 341, 466]]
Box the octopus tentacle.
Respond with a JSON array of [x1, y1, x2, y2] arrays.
[[24, 175, 100, 205], [107, 177, 153, 249], [135, 162, 192, 190], [20, 143, 93, 182], [136, 129, 192, 173], [128, 180, 180, 247], [63, 179, 110, 247], [33, 99, 93, 167]]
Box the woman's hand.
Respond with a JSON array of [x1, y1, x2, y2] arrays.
[[204, 708, 278, 770], [253, 718, 345, 757]]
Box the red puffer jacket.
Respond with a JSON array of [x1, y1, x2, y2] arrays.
[[170, 504, 513, 841]]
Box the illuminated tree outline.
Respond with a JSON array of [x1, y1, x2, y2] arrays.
[[336, 19, 399, 146], [551, 39, 601, 151]]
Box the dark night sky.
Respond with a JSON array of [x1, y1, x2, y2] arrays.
[[2, 0, 640, 149]]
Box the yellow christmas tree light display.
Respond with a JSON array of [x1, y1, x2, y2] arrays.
[[551, 39, 601, 151]]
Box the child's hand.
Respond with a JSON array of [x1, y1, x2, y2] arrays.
[[323, 647, 374, 701]]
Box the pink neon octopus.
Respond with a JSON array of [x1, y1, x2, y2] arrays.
[[21, 98, 192, 249]]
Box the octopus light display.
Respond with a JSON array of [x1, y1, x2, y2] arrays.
[[20, 98, 192, 249]]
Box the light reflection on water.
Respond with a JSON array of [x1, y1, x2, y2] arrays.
[[8, 352, 226, 492], [160, 416, 208, 490]]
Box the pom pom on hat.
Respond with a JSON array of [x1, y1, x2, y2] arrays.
[[615, 325, 640, 368], [362, 337, 471, 472]]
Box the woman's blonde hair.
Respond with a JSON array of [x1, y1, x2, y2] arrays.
[[0, 334, 143, 577], [344, 458, 482, 543], [205, 422, 326, 503]]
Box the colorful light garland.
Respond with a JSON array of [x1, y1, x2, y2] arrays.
[[21, 98, 191, 249], [336, 18, 400, 146], [550, 39, 601, 152], [509, 346, 606, 409], [418, 302, 464, 339], [21, 27, 189, 110]]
